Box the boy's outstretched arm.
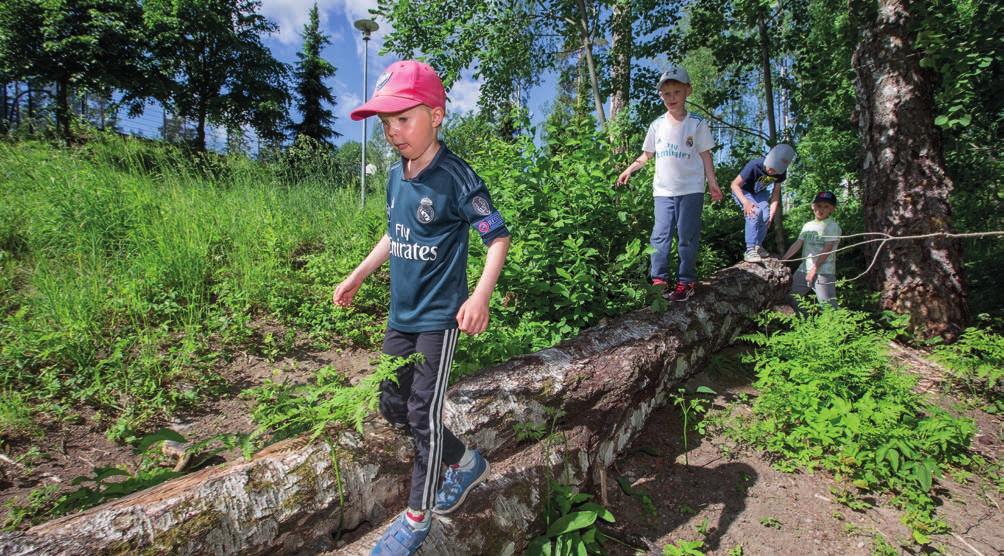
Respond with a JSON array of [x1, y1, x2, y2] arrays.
[[768, 182, 782, 225], [616, 151, 653, 186], [457, 235, 511, 335], [806, 241, 838, 284], [332, 235, 391, 307], [782, 239, 803, 262], [699, 150, 723, 201]]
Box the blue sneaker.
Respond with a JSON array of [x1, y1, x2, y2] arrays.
[[370, 512, 430, 556], [433, 449, 490, 514]]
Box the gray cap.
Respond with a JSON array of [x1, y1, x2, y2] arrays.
[[764, 143, 796, 174], [657, 64, 691, 90]]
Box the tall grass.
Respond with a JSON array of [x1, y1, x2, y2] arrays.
[[0, 138, 388, 439]]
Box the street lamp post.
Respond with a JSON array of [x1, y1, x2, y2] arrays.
[[354, 18, 379, 207]]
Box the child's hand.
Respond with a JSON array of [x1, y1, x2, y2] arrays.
[[333, 276, 363, 307], [615, 169, 632, 187], [743, 202, 758, 217], [806, 268, 817, 286], [456, 293, 490, 335], [709, 184, 724, 202]]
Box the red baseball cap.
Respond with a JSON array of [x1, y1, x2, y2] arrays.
[[350, 60, 446, 120]]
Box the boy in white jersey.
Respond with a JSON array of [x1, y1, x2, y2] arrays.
[[616, 64, 723, 301], [782, 191, 841, 311]]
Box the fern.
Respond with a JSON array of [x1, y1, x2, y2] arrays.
[[245, 353, 423, 442]]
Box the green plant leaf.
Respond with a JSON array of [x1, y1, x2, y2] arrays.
[[578, 502, 615, 523], [914, 462, 933, 492], [912, 530, 931, 545], [545, 511, 598, 537], [135, 428, 187, 453]]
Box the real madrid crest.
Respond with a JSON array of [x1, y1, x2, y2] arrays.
[[686, 135, 694, 147], [471, 196, 491, 216], [417, 197, 435, 224]]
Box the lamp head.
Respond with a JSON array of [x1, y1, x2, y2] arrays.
[[354, 19, 379, 37]]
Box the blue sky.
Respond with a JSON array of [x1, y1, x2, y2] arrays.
[[117, 0, 645, 151], [118, 0, 559, 150], [257, 0, 562, 144]]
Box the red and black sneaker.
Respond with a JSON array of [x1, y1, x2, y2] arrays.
[[651, 277, 668, 287], [665, 281, 696, 302]]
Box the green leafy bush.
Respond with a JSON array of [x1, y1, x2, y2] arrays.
[[933, 325, 1004, 413], [737, 309, 975, 537]]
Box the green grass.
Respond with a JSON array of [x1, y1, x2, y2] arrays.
[[0, 138, 388, 439]]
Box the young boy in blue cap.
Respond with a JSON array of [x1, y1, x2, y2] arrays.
[[782, 191, 841, 311], [729, 143, 796, 263], [334, 60, 511, 556]]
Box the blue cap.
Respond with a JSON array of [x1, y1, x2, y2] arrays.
[[813, 191, 838, 206]]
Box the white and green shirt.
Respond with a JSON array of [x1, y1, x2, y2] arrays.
[[642, 112, 715, 197], [797, 217, 841, 275]]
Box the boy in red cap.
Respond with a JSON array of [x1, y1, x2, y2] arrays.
[[333, 60, 511, 555]]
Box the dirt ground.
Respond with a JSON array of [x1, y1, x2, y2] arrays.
[[1, 342, 1001, 556], [0, 345, 377, 524], [599, 350, 1003, 556]]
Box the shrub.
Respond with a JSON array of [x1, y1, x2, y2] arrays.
[[737, 308, 975, 538]]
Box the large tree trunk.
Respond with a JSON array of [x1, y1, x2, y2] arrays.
[[0, 262, 790, 555], [850, 0, 967, 341]]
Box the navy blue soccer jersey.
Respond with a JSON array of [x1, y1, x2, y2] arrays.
[[739, 156, 787, 194], [386, 142, 510, 332]]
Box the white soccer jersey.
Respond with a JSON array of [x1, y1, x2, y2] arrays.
[[642, 113, 715, 197]]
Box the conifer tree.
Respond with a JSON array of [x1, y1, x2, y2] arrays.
[[291, 3, 339, 145]]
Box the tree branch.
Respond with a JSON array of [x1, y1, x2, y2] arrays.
[[686, 99, 770, 142]]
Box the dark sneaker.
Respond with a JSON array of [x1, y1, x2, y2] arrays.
[[370, 512, 430, 556], [756, 245, 771, 259], [743, 248, 763, 263], [666, 281, 696, 302], [433, 449, 490, 515]]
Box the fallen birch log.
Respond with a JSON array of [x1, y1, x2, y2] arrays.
[[0, 261, 789, 555]]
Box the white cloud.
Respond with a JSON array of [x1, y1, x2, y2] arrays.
[[337, 90, 362, 121], [260, 0, 398, 70], [259, 0, 345, 45], [447, 77, 482, 115]]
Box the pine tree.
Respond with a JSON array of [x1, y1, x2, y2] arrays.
[[291, 3, 339, 145]]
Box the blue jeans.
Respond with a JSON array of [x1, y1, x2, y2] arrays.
[[651, 194, 703, 284], [733, 190, 771, 249]]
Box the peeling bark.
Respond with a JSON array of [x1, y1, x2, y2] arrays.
[[0, 262, 790, 555]]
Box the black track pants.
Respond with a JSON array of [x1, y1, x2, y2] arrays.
[[380, 328, 466, 510]]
